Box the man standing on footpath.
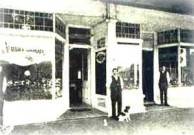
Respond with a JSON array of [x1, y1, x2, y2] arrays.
[[110, 68, 123, 119], [158, 66, 170, 106]]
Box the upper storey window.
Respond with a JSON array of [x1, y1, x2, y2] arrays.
[[0, 8, 53, 31], [116, 22, 140, 39]]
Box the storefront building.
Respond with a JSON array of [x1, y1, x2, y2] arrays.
[[155, 28, 194, 107], [0, 8, 68, 125], [0, 0, 194, 125]]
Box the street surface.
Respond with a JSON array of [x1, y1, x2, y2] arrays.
[[11, 106, 194, 135]]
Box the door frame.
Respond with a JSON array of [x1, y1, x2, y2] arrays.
[[68, 44, 94, 108]]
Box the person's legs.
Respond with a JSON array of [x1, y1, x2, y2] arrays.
[[117, 93, 122, 116], [111, 99, 116, 118], [159, 85, 164, 105], [164, 84, 169, 105]]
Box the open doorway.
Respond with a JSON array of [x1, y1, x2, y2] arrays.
[[142, 50, 154, 103], [69, 48, 90, 108]]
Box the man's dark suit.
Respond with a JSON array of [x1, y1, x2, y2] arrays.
[[110, 76, 122, 117]]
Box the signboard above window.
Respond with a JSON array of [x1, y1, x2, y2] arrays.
[[97, 37, 105, 49], [142, 33, 154, 50]]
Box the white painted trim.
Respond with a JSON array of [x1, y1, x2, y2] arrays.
[[142, 48, 153, 51], [54, 33, 66, 43], [95, 47, 107, 52], [117, 38, 143, 44], [157, 43, 178, 48], [0, 28, 54, 38], [69, 44, 92, 49], [180, 42, 194, 47], [67, 24, 91, 29]]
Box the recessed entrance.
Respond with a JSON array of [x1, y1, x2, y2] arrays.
[[142, 50, 154, 102], [69, 47, 90, 108]]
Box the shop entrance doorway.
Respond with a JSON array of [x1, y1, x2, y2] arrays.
[[142, 50, 154, 103], [69, 47, 91, 108]]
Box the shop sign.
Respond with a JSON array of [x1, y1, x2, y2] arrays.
[[0, 40, 52, 66], [96, 51, 106, 64]]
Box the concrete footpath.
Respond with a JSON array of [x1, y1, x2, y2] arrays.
[[7, 105, 194, 135]]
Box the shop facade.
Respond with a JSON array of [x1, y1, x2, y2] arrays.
[[0, 0, 194, 125], [154, 28, 194, 107], [0, 8, 69, 125]]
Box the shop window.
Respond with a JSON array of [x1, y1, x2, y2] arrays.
[[55, 16, 65, 38], [55, 39, 64, 98], [116, 22, 140, 39], [4, 62, 52, 101], [159, 46, 194, 87], [159, 47, 178, 86], [119, 64, 139, 89], [180, 47, 194, 86], [96, 50, 106, 95], [110, 45, 140, 90], [157, 29, 178, 45], [1, 40, 54, 101]]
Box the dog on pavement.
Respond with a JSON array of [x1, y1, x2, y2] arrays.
[[118, 106, 131, 122]]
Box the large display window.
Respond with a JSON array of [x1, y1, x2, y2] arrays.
[[159, 46, 178, 85], [159, 46, 194, 87], [55, 39, 64, 98], [110, 45, 140, 90], [4, 62, 52, 101], [0, 36, 54, 101]]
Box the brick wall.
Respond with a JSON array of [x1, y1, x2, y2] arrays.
[[110, 4, 194, 32]]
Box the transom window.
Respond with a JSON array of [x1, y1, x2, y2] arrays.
[[116, 22, 140, 39], [157, 29, 178, 45], [0, 8, 53, 31], [69, 27, 91, 44], [180, 29, 194, 43]]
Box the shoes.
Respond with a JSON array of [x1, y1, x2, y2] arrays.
[[110, 116, 118, 120], [164, 103, 170, 106]]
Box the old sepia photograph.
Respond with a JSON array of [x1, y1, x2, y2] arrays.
[[0, 0, 194, 134]]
